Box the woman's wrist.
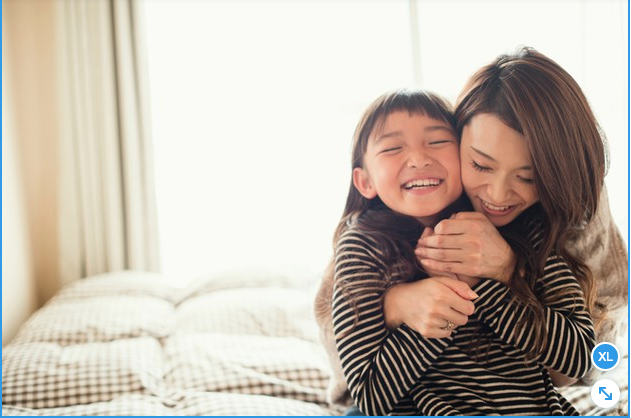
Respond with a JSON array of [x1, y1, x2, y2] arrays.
[[497, 248, 517, 284], [383, 284, 405, 330]]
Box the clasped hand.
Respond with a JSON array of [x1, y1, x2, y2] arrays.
[[382, 212, 516, 338], [415, 212, 515, 284]]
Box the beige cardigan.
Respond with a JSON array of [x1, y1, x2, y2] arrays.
[[314, 186, 628, 406]]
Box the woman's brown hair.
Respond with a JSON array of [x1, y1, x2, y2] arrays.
[[455, 46, 607, 358]]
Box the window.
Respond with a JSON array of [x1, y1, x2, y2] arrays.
[[144, 0, 627, 283]]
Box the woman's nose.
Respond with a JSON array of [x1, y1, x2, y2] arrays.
[[487, 177, 511, 203]]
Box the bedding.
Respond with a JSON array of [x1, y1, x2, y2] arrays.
[[2, 270, 628, 416], [2, 271, 338, 415]]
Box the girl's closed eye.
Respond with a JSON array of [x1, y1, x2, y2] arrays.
[[471, 160, 491, 172], [518, 176, 535, 185], [379, 146, 402, 154], [428, 139, 454, 146]]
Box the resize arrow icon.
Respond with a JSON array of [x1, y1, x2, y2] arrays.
[[599, 387, 613, 401]]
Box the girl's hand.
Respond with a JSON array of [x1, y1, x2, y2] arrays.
[[415, 212, 516, 285], [383, 277, 478, 338]]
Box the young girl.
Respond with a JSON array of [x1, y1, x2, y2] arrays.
[[316, 86, 596, 415]]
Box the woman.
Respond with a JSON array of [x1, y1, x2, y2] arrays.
[[413, 47, 627, 387]]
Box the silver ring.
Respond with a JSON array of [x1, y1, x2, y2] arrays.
[[441, 319, 454, 331]]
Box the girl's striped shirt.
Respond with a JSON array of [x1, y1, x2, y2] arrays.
[[332, 219, 596, 416]]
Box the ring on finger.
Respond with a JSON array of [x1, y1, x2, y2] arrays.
[[440, 319, 455, 331]]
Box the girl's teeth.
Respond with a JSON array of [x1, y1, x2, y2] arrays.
[[404, 179, 440, 189]]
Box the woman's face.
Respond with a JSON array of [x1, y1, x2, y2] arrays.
[[353, 111, 462, 226], [460, 113, 539, 227]]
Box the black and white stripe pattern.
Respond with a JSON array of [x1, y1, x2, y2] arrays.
[[332, 222, 596, 416]]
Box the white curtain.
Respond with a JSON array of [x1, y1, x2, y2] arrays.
[[57, 0, 159, 284]]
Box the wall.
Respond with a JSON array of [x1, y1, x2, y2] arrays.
[[2, 0, 62, 345]]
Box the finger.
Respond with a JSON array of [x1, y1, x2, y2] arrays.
[[424, 278, 476, 316], [419, 233, 462, 249], [420, 258, 470, 277], [440, 291, 476, 316], [413, 317, 460, 337], [436, 309, 469, 327], [450, 211, 487, 221], [416, 243, 464, 263], [420, 226, 434, 240], [433, 275, 478, 301], [447, 296, 475, 317], [434, 218, 480, 235]]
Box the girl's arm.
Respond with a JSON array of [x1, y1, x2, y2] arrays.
[[546, 367, 578, 387], [471, 255, 596, 379], [332, 229, 451, 416]]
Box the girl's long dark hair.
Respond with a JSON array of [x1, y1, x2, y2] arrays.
[[315, 89, 460, 323], [455, 47, 606, 359]]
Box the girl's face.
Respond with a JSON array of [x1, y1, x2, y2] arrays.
[[353, 111, 462, 225], [460, 113, 539, 227]]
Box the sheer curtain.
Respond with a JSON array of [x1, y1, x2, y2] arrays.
[[57, 0, 160, 285]]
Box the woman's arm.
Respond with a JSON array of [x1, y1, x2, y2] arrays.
[[332, 229, 452, 416], [472, 255, 596, 379], [416, 212, 595, 382]]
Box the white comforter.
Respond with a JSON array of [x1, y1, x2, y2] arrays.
[[2, 270, 627, 416], [2, 271, 337, 416]]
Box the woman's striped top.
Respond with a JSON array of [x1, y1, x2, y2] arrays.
[[331, 219, 596, 416]]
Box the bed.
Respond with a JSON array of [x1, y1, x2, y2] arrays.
[[2, 270, 628, 416]]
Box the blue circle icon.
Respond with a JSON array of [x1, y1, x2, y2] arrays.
[[591, 342, 620, 371]]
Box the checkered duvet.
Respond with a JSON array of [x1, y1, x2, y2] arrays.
[[2, 271, 627, 416], [2, 271, 338, 415]]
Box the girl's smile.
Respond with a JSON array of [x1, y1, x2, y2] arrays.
[[402, 177, 443, 192], [353, 111, 462, 226]]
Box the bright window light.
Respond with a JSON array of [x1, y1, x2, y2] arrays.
[[144, 0, 415, 283], [144, 0, 627, 284]]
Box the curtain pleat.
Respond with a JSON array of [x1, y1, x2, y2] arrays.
[[58, 0, 159, 284]]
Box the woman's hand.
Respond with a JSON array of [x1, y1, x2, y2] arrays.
[[417, 227, 482, 288], [415, 212, 516, 285], [383, 277, 478, 338]]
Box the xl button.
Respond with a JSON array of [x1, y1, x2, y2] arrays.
[[591, 342, 620, 371]]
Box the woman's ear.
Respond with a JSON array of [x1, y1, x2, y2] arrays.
[[353, 167, 378, 199]]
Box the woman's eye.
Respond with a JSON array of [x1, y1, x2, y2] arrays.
[[518, 176, 535, 185], [471, 160, 491, 172]]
